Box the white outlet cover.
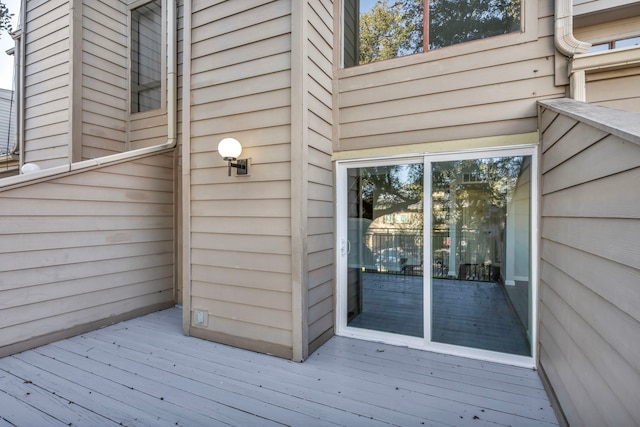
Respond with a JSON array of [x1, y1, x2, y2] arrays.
[[195, 310, 207, 325]]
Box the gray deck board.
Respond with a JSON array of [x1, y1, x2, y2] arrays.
[[0, 372, 121, 426], [2, 353, 193, 427], [0, 307, 558, 426]]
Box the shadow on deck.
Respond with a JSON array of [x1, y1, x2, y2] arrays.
[[0, 307, 558, 426]]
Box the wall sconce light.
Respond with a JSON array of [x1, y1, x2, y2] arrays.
[[217, 137, 248, 176]]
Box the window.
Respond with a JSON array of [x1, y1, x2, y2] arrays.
[[344, 0, 522, 67], [588, 36, 640, 53], [131, 0, 162, 113]]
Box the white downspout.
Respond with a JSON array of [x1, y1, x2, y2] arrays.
[[166, 0, 177, 148], [13, 1, 25, 163], [554, 0, 591, 101]]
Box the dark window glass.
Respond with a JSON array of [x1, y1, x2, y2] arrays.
[[131, 0, 162, 113]]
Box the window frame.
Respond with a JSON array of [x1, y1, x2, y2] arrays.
[[335, 143, 540, 368], [128, 0, 167, 117], [339, 0, 537, 72]]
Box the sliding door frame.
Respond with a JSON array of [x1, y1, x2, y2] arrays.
[[335, 145, 539, 368]]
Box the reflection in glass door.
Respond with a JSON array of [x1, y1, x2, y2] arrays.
[[430, 156, 532, 356], [338, 150, 535, 361], [345, 163, 424, 337]]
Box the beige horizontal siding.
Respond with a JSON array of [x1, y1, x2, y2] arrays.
[[23, 0, 70, 167], [0, 152, 176, 356], [191, 265, 292, 294], [306, 0, 334, 353], [573, 0, 640, 16], [574, 16, 640, 44], [538, 100, 640, 426], [129, 114, 170, 150], [0, 90, 15, 154], [186, 0, 295, 356], [336, 0, 564, 152], [587, 73, 640, 112]]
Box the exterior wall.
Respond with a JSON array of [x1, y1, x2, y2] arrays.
[[83, 0, 168, 155], [175, 0, 184, 306], [573, 16, 640, 112], [0, 89, 16, 156], [0, 152, 176, 357], [538, 99, 640, 426], [23, 0, 72, 169], [185, 0, 296, 359], [183, 0, 334, 360], [335, 0, 563, 153], [20, 0, 169, 168], [305, 0, 334, 353], [0, 89, 18, 176], [127, 0, 169, 151], [574, 0, 640, 16], [81, 0, 128, 158], [585, 72, 640, 112]]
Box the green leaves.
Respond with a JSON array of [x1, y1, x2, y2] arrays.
[[0, 1, 13, 39], [354, 0, 521, 65], [359, 0, 420, 64]]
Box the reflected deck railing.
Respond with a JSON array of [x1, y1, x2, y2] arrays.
[[361, 229, 500, 281]]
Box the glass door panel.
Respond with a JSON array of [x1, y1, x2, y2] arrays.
[[346, 163, 424, 337], [430, 156, 532, 356]]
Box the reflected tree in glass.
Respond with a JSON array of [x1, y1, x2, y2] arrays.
[[352, 0, 521, 65]]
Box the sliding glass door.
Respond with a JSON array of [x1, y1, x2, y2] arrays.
[[429, 156, 532, 356], [344, 162, 424, 338], [337, 148, 536, 364]]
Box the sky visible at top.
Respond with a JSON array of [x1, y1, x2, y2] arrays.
[[0, 0, 20, 90], [361, 0, 378, 13]]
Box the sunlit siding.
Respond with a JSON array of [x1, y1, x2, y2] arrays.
[[574, 17, 640, 113], [81, 0, 128, 159], [538, 100, 640, 426], [23, 0, 71, 168], [336, 0, 563, 152], [586, 73, 640, 112], [0, 153, 175, 357], [187, 0, 295, 358], [306, 0, 334, 352], [573, 0, 640, 16]]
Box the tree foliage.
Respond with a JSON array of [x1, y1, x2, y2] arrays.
[[427, 0, 521, 50], [359, 164, 424, 221], [359, 0, 417, 64], [356, 0, 521, 64], [0, 1, 13, 38]]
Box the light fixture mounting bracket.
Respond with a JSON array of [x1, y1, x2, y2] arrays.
[[226, 158, 248, 176]]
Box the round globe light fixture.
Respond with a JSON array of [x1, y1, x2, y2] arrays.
[[217, 137, 248, 176], [21, 163, 41, 174], [217, 137, 242, 161]]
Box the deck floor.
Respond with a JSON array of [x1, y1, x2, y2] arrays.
[[0, 307, 558, 426]]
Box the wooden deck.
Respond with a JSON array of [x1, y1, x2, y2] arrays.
[[0, 307, 558, 426]]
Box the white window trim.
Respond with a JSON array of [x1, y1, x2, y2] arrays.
[[128, 0, 167, 118]]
